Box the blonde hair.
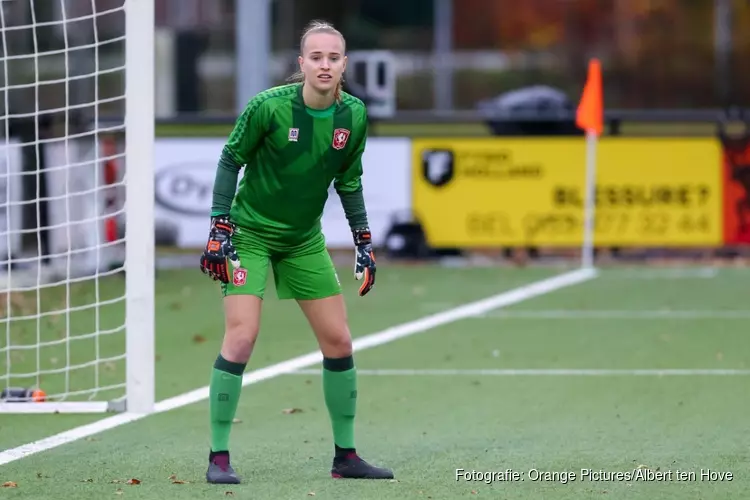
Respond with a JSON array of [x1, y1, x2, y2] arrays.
[[287, 20, 346, 102]]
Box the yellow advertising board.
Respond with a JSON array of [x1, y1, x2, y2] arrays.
[[412, 138, 723, 247]]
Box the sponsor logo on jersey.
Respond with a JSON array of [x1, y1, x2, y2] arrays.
[[288, 128, 299, 142], [233, 267, 247, 286], [332, 128, 350, 150]]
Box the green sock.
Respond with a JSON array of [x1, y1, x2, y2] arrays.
[[209, 354, 246, 452], [322, 356, 357, 450]]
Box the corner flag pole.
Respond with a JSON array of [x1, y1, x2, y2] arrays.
[[575, 58, 604, 270]]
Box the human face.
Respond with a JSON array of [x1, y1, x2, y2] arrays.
[[298, 32, 346, 95]]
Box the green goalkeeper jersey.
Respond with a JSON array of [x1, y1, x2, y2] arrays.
[[212, 83, 369, 247]]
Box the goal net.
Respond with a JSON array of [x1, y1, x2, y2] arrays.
[[0, 0, 154, 414]]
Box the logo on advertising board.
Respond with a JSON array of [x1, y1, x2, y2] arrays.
[[154, 161, 215, 216], [422, 149, 455, 187]]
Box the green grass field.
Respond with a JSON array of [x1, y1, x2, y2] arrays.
[[1, 263, 749, 499]]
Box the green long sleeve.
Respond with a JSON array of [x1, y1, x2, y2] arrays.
[[210, 148, 242, 216], [339, 188, 369, 230], [333, 107, 370, 232]]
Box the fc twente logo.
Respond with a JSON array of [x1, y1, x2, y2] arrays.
[[332, 128, 350, 150], [232, 267, 247, 287]]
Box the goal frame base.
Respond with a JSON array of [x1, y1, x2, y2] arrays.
[[0, 398, 127, 414]]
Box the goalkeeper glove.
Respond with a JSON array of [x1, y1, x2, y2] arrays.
[[353, 227, 376, 296], [200, 215, 240, 283]]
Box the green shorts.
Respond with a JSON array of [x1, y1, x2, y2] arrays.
[[220, 228, 341, 300]]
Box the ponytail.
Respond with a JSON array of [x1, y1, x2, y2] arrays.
[[334, 76, 344, 103], [286, 70, 305, 84]]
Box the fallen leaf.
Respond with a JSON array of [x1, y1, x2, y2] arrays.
[[389, 479, 399, 483], [2, 482, 17, 488], [36, 473, 43, 479], [110, 479, 121, 483], [192, 334, 206, 344], [471, 490, 478, 494], [232, 418, 242, 423], [81, 478, 93, 482], [172, 479, 189, 484], [115, 488, 123, 495], [126, 478, 141, 485], [168, 474, 177, 480], [225, 492, 235, 496], [307, 492, 316, 496], [282, 408, 302, 414]]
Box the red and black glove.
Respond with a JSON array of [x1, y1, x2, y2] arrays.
[[200, 216, 240, 283], [353, 227, 376, 296]]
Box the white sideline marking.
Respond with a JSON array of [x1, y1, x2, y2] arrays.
[[289, 368, 750, 376], [0, 267, 596, 466], [476, 309, 750, 320]]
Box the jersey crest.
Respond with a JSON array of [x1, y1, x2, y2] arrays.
[[288, 128, 299, 142], [332, 128, 350, 150], [233, 268, 247, 286]]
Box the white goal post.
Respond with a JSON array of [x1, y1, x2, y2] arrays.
[[0, 0, 154, 414]]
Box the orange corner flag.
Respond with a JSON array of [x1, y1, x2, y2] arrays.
[[576, 58, 603, 136]]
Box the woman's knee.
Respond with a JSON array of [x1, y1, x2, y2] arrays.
[[297, 295, 353, 358], [321, 326, 353, 358], [221, 295, 262, 363], [313, 319, 353, 358]]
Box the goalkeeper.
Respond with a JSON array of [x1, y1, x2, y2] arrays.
[[198, 20, 393, 485]]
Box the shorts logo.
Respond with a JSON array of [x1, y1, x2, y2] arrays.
[[233, 267, 247, 286], [332, 128, 350, 150], [288, 128, 299, 142]]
